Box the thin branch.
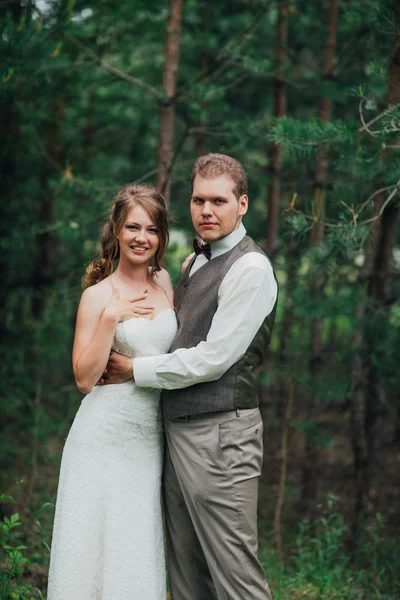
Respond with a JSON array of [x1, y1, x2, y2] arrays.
[[358, 97, 400, 135], [159, 125, 191, 197], [340, 201, 358, 227], [174, 59, 236, 104], [283, 180, 400, 230], [358, 98, 379, 136], [28, 121, 117, 192], [357, 184, 397, 216], [62, 33, 162, 100], [135, 166, 161, 184], [208, 71, 249, 96], [279, 101, 400, 148], [28, 120, 64, 172], [174, 2, 275, 102], [357, 179, 400, 226], [215, 4, 272, 62], [290, 138, 335, 146], [34, 222, 65, 235]]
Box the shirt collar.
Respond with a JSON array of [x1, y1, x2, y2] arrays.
[[202, 223, 246, 259]]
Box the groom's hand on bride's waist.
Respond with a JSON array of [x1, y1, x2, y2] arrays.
[[98, 351, 134, 385]]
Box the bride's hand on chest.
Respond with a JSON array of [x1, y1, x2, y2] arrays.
[[103, 289, 154, 323]]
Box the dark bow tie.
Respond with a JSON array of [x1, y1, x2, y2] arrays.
[[193, 238, 212, 261]]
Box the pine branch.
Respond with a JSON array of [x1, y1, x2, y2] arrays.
[[283, 179, 400, 230], [174, 2, 276, 103], [357, 184, 398, 216], [357, 178, 400, 225], [62, 33, 162, 101], [358, 97, 400, 135]]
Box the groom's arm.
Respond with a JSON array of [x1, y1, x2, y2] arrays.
[[133, 253, 277, 390]]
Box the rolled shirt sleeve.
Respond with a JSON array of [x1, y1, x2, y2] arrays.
[[133, 252, 277, 390]]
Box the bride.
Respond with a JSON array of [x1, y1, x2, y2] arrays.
[[47, 183, 177, 600]]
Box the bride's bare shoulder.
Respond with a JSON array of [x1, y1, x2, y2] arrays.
[[152, 268, 172, 286], [80, 277, 113, 306], [152, 268, 174, 304]]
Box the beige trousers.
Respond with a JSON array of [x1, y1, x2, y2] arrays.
[[163, 408, 273, 600]]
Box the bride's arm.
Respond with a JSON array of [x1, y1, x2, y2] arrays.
[[72, 286, 118, 395], [72, 285, 150, 394]]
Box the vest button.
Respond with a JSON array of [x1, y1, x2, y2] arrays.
[[184, 282, 188, 287]]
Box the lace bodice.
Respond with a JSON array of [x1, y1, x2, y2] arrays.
[[112, 308, 177, 358]]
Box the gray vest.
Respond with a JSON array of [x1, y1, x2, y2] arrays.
[[161, 236, 278, 419]]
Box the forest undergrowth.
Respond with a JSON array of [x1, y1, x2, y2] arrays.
[[1, 492, 398, 600]]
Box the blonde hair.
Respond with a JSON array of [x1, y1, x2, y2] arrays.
[[84, 183, 169, 288], [191, 153, 248, 199]]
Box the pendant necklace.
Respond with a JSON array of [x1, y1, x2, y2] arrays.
[[114, 273, 149, 295]]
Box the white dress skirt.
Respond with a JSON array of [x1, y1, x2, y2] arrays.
[[47, 310, 177, 600]]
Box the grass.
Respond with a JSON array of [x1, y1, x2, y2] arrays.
[[1, 494, 399, 599], [260, 497, 400, 600]]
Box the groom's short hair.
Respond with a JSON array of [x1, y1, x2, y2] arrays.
[[191, 153, 248, 200]]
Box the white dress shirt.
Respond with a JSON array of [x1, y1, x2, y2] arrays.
[[133, 223, 278, 389]]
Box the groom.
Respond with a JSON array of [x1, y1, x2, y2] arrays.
[[106, 154, 278, 599]]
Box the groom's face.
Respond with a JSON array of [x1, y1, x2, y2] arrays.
[[190, 174, 248, 243]]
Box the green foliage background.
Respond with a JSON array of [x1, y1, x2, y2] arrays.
[[1, 0, 400, 597]]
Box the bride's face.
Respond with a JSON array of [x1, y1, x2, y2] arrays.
[[118, 205, 160, 266]]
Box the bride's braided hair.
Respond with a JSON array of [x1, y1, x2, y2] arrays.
[[83, 184, 169, 288]]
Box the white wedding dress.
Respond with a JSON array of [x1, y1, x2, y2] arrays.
[[47, 309, 177, 600]]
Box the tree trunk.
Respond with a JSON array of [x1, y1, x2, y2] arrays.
[[265, 0, 288, 256], [0, 0, 23, 19], [351, 0, 400, 532], [274, 322, 302, 552], [32, 98, 64, 318], [277, 237, 298, 416], [156, 0, 184, 203], [350, 301, 370, 521], [301, 0, 340, 515], [365, 202, 399, 459], [0, 0, 23, 333], [260, 2, 289, 488], [366, 20, 400, 461], [312, 0, 340, 240], [195, 0, 209, 157], [27, 98, 64, 501], [82, 91, 95, 174], [350, 197, 382, 526]]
